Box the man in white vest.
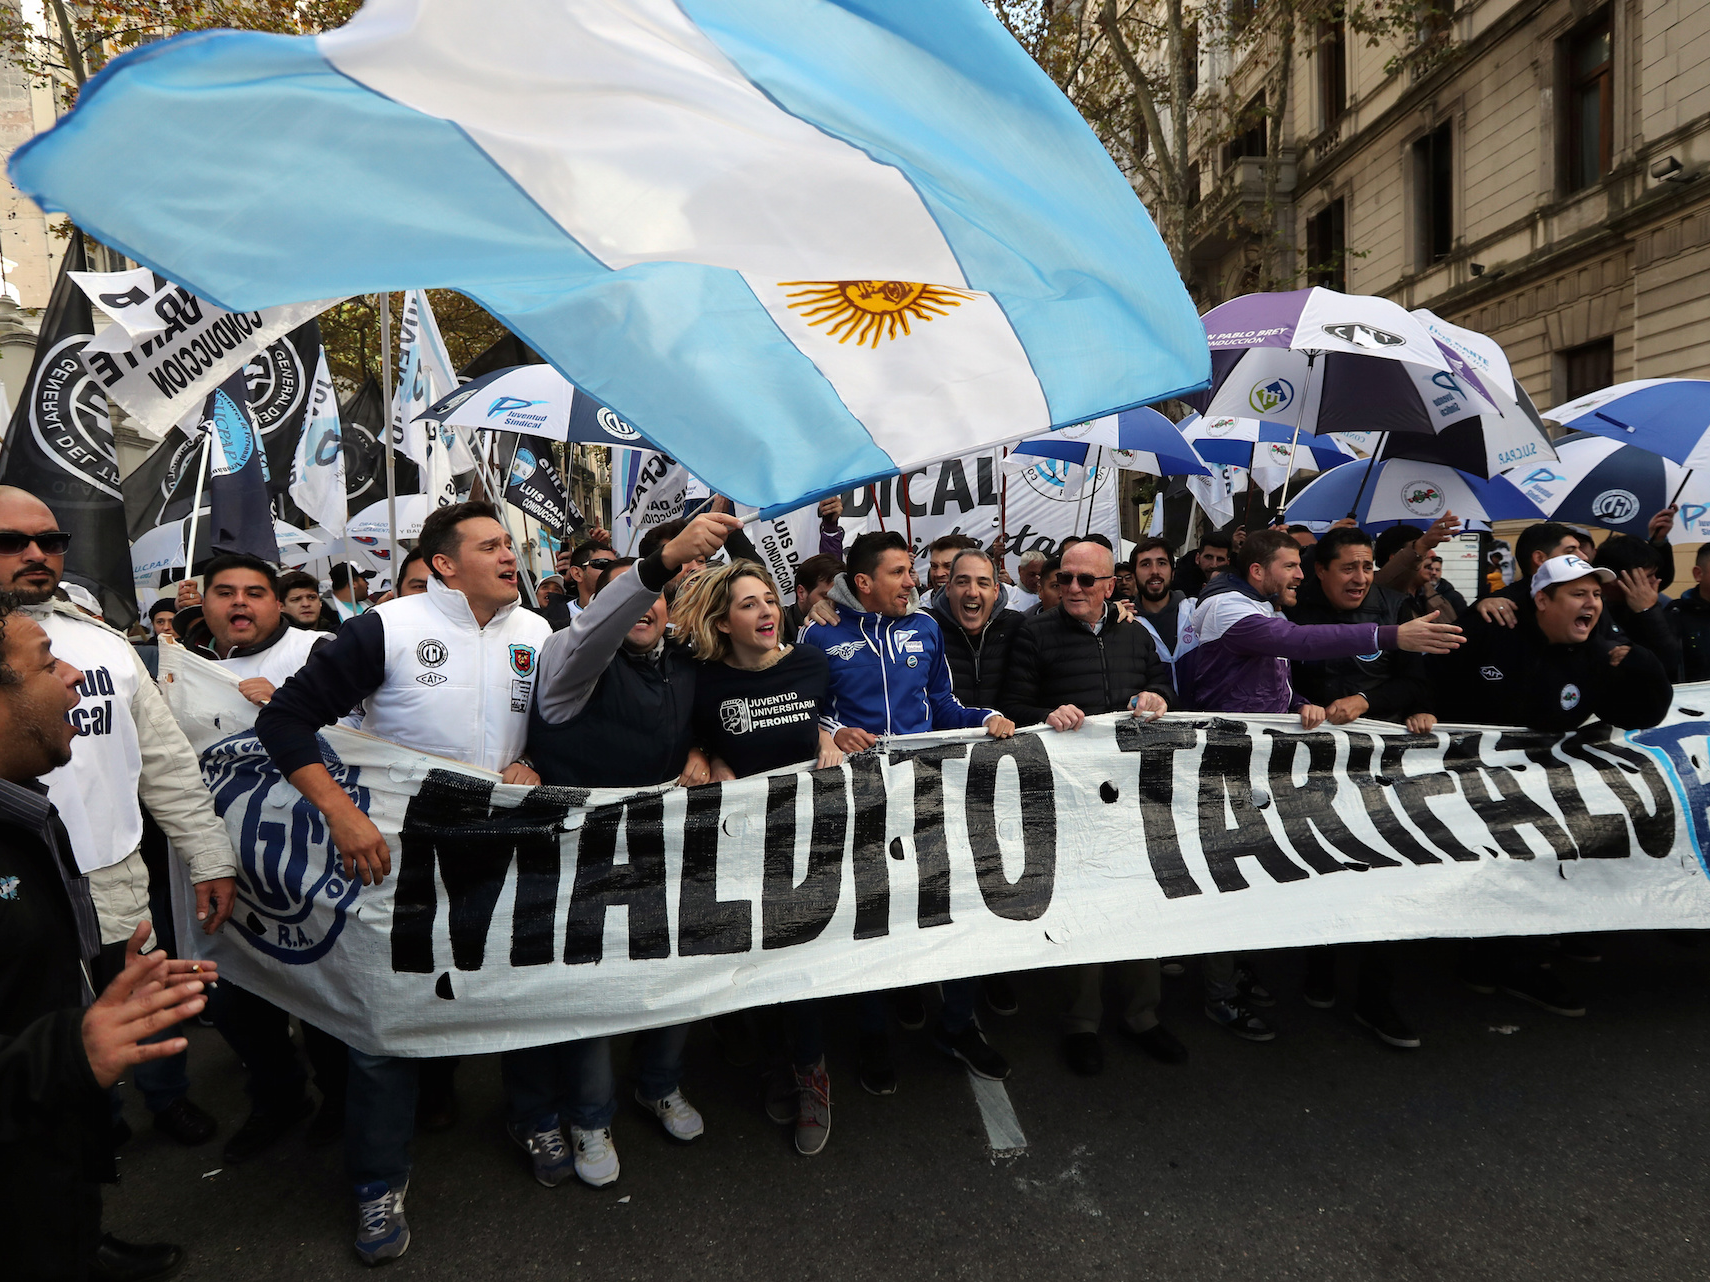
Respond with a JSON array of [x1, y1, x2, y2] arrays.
[[176, 553, 355, 1163], [0, 486, 238, 1151], [256, 499, 548, 1266]]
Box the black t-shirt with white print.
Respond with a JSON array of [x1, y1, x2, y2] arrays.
[[692, 644, 828, 778]]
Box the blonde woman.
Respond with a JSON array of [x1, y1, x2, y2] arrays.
[[673, 560, 841, 1156]]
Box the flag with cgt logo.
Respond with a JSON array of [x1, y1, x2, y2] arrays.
[[0, 236, 136, 624], [202, 367, 279, 561]]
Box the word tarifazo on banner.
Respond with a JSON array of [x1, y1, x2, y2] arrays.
[[160, 646, 1710, 1058]]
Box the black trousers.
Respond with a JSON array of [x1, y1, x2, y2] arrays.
[[3, 1142, 102, 1280], [209, 981, 347, 1111]]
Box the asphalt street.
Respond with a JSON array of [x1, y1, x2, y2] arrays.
[[105, 932, 1710, 1282]]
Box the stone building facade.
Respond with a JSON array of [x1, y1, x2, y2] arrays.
[[1192, 0, 1710, 411]]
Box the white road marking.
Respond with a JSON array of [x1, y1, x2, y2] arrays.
[[968, 1071, 1027, 1153]]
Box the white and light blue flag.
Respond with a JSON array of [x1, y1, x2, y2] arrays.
[[11, 0, 1208, 516]]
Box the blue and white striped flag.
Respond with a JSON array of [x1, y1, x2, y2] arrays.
[[11, 0, 1209, 516]]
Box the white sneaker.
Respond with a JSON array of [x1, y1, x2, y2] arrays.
[[569, 1125, 620, 1187], [635, 1087, 705, 1141]]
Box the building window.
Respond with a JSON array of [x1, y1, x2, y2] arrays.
[[1568, 13, 1612, 192], [1224, 92, 1267, 169], [1562, 337, 1613, 401], [1229, 0, 1260, 34], [1319, 17, 1347, 127], [1188, 161, 1202, 209], [1413, 122, 1452, 267], [1184, 23, 1200, 99], [1306, 199, 1346, 290]]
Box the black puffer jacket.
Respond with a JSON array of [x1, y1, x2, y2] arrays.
[[926, 603, 1024, 710], [1000, 602, 1175, 725]]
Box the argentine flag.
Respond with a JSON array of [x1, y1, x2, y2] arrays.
[[12, 0, 1209, 516]]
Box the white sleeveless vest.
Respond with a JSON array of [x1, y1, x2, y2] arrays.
[[359, 577, 550, 772], [36, 608, 145, 874], [219, 623, 327, 685]]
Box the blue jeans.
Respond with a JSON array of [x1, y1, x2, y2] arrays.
[[501, 1027, 689, 1131], [345, 1051, 418, 1188]]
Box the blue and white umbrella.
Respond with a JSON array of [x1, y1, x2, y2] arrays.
[[1007, 406, 1209, 477], [1502, 433, 1697, 540], [1543, 379, 1710, 468], [1286, 459, 1543, 529], [1180, 413, 1353, 471], [419, 364, 653, 448]]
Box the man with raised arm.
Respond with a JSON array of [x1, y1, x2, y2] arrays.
[[256, 500, 547, 1266]]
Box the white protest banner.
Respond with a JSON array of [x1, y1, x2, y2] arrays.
[[737, 503, 824, 604], [162, 646, 1710, 1058], [611, 451, 693, 555], [71, 269, 338, 436], [287, 347, 347, 536], [838, 452, 1117, 579]]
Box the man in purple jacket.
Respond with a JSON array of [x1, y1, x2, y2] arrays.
[[1183, 529, 1462, 1039]]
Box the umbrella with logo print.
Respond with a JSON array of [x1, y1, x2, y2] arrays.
[[1188, 287, 1530, 514], [1500, 432, 1704, 541], [418, 364, 659, 448], [1285, 459, 1544, 531]]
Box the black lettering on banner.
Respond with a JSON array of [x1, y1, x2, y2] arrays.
[[964, 734, 1057, 920], [975, 456, 998, 505], [1377, 738, 1483, 861], [931, 459, 973, 516], [392, 771, 488, 973], [564, 794, 669, 964], [677, 784, 752, 956], [1502, 730, 1623, 860], [1443, 734, 1575, 861], [899, 470, 928, 518], [848, 755, 891, 939], [507, 787, 582, 967], [392, 772, 582, 974], [762, 772, 845, 949], [1115, 720, 1203, 898], [1262, 731, 1399, 873], [1560, 725, 1677, 857], [1197, 732, 1310, 891], [1339, 735, 1443, 865], [888, 742, 972, 927]]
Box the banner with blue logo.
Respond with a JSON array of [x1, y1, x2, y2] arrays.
[[202, 367, 279, 561], [162, 645, 1710, 1058]]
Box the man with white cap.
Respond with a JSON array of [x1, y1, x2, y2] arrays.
[[1429, 553, 1674, 1019], [1431, 554, 1672, 734]]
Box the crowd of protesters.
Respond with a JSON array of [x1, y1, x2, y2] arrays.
[[0, 479, 1690, 1277]]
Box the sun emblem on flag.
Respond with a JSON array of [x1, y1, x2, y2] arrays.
[[779, 280, 976, 348]]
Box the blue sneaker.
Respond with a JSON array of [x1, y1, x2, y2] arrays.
[[508, 1115, 578, 1187], [353, 1180, 410, 1266]]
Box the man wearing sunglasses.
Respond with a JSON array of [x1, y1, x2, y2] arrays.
[[999, 539, 1180, 1078], [0, 486, 239, 1155]]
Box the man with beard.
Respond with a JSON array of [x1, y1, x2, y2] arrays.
[[1130, 538, 1197, 689], [1188, 529, 1463, 1041], [0, 487, 237, 1155], [1173, 530, 1232, 598], [0, 592, 218, 1282], [925, 546, 1027, 1016], [176, 556, 330, 704]]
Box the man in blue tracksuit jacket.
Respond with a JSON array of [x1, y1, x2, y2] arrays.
[[799, 530, 1016, 1093]]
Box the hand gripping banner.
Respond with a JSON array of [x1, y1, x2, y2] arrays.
[[160, 647, 1710, 1057]]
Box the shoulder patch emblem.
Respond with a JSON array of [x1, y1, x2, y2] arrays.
[[417, 639, 448, 668], [1479, 666, 1503, 680], [826, 640, 866, 662], [0, 875, 17, 900], [509, 644, 536, 677]]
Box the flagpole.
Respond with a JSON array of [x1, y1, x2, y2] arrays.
[[1083, 446, 1103, 537], [182, 430, 212, 579], [1277, 352, 1318, 514], [1347, 432, 1388, 521], [379, 292, 400, 575]]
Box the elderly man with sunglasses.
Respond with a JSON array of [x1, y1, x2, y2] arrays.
[[0, 487, 239, 1157], [999, 539, 1181, 1078]]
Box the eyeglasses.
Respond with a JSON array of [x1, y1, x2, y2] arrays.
[[0, 530, 72, 556], [1054, 572, 1113, 589]]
